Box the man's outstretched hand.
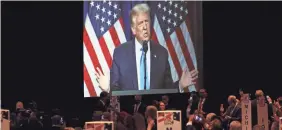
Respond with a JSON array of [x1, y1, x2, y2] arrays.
[[179, 68, 198, 90], [95, 67, 110, 92]]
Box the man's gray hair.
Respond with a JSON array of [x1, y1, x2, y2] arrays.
[[130, 3, 150, 27]]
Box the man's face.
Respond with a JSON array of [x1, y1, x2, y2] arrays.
[[135, 95, 142, 101], [16, 102, 24, 109], [199, 89, 207, 98], [131, 12, 151, 42]]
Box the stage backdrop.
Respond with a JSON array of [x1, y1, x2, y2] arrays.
[[83, 1, 203, 97]]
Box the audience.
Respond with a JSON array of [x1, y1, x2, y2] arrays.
[[6, 89, 282, 130]]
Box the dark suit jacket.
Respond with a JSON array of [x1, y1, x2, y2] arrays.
[[95, 100, 107, 112], [131, 102, 147, 116], [223, 104, 241, 121], [186, 125, 196, 130], [145, 119, 157, 130], [189, 97, 209, 116], [110, 39, 179, 91], [251, 99, 273, 127]]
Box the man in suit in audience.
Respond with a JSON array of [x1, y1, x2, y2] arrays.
[[131, 95, 147, 116], [220, 95, 241, 129], [95, 91, 110, 112], [190, 89, 209, 116], [251, 90, 273, 127]]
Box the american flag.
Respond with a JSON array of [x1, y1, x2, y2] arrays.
[[83, 1, 198, 97]]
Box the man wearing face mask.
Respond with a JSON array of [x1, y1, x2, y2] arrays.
[[109, 3, 198, 93], [220, 95, 241, 129], [131, 95, 147, 116]]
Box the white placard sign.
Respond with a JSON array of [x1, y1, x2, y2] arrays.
[[85, 121, 114, 130], [241, 94, 252, 130], [257, 97, 269, 130], [157, 110, 181, 130]]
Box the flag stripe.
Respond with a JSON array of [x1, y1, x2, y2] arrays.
[[85, 15, 109, 75], [114, 19, 127, 44], [84, 81, 90, 97], [175, 28, 193, 71], [98, 37, 113, 68], [170, 32, 186, 72], [83, 28, 103, 75], [153, 15, 179, 82], [103, 31, 116, 57], [84, 43, 102, 96], [109, 26, 121, 47], [84, 64, 97, 97], [182, 19, 197, 69], [165, 36, 182, 78]]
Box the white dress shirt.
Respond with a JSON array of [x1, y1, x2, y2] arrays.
[[135, 38, 196, 92], [135, 38, 151, 90]]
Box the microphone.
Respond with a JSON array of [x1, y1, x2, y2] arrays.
[[143, 40, 148, 53], [142, 40, 148, 90]]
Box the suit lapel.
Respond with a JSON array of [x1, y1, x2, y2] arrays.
[[150, 41, 157, 89], [129, 40, 138, 90]]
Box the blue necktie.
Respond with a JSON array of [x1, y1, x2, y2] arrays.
[[140, 49, 149, 90]]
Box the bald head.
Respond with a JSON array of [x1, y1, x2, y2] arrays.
[[16, 101, 24, 109], [228, 95, 237, 105], [229, 121, 241, 130], [255, 90, 264, 99]]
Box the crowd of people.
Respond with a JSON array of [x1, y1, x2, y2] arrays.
[[91, 89, 282, 130], [4, 89, 282, 130]]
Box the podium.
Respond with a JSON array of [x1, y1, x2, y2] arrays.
[[1, 109, 10, 130], [85, 121, 114, 130], [157, 110, 181, 130]]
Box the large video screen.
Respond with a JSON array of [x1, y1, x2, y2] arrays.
[[83, 1, 203, 97]]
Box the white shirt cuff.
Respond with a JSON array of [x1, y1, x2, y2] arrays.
[[186, 121, 193, 126]]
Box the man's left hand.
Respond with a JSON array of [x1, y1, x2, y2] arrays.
[[95, 67, 110, 92], [179, 68, 198, 89]]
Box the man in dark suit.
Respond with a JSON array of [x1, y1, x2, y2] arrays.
[[109, 3, 198, 92], [95, 91, 110, 112], [131, 95, 147, 116], [251, 90, 273, 127], [189, 89, 209, 116], [220, 95, 241, 129]]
